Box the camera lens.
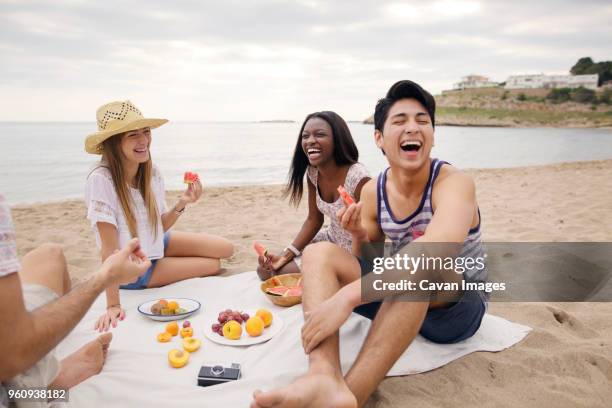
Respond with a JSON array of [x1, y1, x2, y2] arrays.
[[211, 365, 225, 376]]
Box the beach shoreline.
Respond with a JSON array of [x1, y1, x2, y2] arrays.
[[9, 159, 612, 407]]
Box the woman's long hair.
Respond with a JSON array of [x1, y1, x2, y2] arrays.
[[99, 133, 159, 238], [284, 111, 359, 206]]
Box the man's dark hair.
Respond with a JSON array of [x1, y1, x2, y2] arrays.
[[284, 111, 359, 206], [374, 80, 436, 132]]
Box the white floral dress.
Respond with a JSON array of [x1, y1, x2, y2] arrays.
[[307, 162, 370, 252]]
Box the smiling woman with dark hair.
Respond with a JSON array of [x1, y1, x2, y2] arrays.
[[257, 111, 370, 279]]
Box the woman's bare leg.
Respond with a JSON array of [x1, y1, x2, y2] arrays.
[[147, 256, 221, 288], [164, 231, 233, 259]]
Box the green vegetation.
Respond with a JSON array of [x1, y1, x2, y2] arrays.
[[437, 106, 612, 127], [422, 85, 612, 127], [547, 87, 610, 104], [571, 57, 612, 86], [546, 88, 572, 103], [572, 87, 598, 103], [509, 92, 543, 103]]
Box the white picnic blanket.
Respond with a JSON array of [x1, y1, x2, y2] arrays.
[[56, 271, 530, 407]]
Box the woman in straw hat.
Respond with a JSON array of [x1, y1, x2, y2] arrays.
[[84, 101, 234, 332]]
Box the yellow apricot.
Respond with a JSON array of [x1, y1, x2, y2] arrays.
[[168, 349, 189, 368], [166, 322, 179, 336], [246, 316, 264, 337], [256, 309, 273, 327]]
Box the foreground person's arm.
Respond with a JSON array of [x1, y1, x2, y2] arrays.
[[0, 238, 151, 381], [95, 222, 123, 332]]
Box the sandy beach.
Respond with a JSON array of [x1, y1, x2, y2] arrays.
[[10, 159, 612, 407]]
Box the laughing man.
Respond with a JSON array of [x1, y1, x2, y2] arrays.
[[251, 80, 487, 408]]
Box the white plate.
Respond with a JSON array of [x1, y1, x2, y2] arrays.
[[204, 310, 284, 346], [137, 298, 201, 321]]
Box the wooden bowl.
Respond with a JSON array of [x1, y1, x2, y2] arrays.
[[260, 273, 302, 307]]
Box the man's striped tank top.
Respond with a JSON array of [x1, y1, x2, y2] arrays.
[[377, 158, 487, 284]]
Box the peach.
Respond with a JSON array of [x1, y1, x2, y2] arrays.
[[168, 349, 189, 368], [158, 299, 168, 307], [157, 332, 172, 343], [182, 337, 201, 352], [166, 322, 179, 336], [180, 327, 193, 338], [167, 301, 179, 311], [246, 316, 264, 337], [150, 303, 163, 315], [256, 309, 273, 328], [222, 320, 242, 340]]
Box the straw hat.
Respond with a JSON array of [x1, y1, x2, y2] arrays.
[[85, 100, 168, 154]]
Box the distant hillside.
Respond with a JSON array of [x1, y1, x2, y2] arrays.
[[364, 87, 612, 128]]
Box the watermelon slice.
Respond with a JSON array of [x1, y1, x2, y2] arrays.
[[253, 241, 268, 258], [412, 229, 424, 239], [266, 286, 290, 296], [183, 171, 199, 184], [284, 286, 302, 297], [337, 185, 355, 206]]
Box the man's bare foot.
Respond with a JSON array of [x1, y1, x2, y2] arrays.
[[251, 370, 357, 408], [50, 333, 113, 389]]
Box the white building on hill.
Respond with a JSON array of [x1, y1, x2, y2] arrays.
[[505, 74, 598, 90], [453, 75, 499, 90]]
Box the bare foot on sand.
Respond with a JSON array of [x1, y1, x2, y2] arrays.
[[251, 371, 357, 408], [50, 332, 113, 389]]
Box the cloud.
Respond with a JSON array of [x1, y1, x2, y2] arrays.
[[383, 0, 482, 22], [0, 0, 610, 121]]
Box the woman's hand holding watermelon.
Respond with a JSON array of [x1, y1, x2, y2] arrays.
[[181, 171, 203, 205], [256, 252, 288, 280]]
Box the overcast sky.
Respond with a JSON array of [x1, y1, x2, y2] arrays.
[[1, 0, 610, 122]]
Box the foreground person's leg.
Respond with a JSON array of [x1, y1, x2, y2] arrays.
[[19, 243, 70, 296], [346, 300, 429, 406], [49, 332, 113, 390]]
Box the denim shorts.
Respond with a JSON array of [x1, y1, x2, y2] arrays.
[[353, 257, 487, 344], [120, 232, 171, 290]]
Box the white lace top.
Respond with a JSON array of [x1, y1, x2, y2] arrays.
[[307, 162, 370, 251], [85, 165, 167, 260]]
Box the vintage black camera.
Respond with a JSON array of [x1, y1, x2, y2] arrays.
[[197, 363, 242, 386]]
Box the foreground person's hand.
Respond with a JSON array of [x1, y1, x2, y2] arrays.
[[301, 292, 354, 353], [99, 238, 151, 286], [95, 305, 125, 332]]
